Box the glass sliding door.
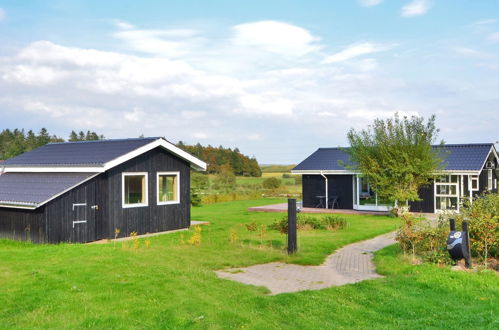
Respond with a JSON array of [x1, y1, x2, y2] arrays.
[[353, 175, 392, 211]]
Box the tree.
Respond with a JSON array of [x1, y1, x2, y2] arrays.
[[346, 113, 443, 211], [213, 163, 236, 192]]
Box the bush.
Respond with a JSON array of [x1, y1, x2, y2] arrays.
[[396, 214, 451, 264], [455, 193, 499, 262], [282, 173, 292, 179], [269, 214, 348, 233], [323, 215, 348, 231], [262, 177, 281, 190], [294, 176, 302, 185]]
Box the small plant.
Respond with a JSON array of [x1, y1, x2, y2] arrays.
[[179, 232, 185, 245], [323, 215, 347, 231], [144, 239, 151, 248], [188, 226, 202, 246], [130, 231, 139, 249], [245, 221, 258, 231], [258, 224, 267, 246], [229, 228, 238, 244]]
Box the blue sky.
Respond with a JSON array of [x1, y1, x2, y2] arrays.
[[0, 1, 498, 163]]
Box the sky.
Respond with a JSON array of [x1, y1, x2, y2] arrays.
[[0, 0, 498, 164]]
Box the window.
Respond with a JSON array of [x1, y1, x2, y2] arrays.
[[487, 169, 493, 191], [157, 172, 180, 205], [470, 175, 479, 191], [435, 175, 459, 212], [122, 173, 148, 208]]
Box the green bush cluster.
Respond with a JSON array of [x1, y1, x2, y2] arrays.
[[269, 214, 347, 233], [397, 193, 499, 267], [396, 215, 451, 264], [262, 177, 281, 190]]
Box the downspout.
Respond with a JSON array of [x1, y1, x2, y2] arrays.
[[320, 171, 328, 209], [0, 166, 5, 176]]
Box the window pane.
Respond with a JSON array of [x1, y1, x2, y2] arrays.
[[158, 175, 178, 202], [125, 175, 145, 204], [436, 185, 457, 195], [436, 197, 458, 210]]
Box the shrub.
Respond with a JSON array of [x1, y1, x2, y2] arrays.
[[455, 193, 499, 263], [396, 214, 451, 264], [269, 214, 348, 233], [262, 177, 281, 190], [323, 215, 348, 231], [282, 173, 292, 179], [245, 221, 258, 232]]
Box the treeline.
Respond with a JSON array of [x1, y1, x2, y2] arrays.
[[177, 142, 261, 177], [0, 128, 104, 160]]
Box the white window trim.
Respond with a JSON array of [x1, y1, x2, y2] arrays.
[[470, 175, 479, 192], [487, 169, 493, 190], [157, 171, 180, 205], [122, 172, 149, 208]]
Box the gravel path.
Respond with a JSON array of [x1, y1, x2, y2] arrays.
[[216, 231, 396, 295]]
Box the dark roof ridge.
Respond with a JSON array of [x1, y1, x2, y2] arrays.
[[317, 143, 494, 149], [48, 137, 160, 145]]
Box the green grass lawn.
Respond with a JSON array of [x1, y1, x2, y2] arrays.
[[0, 199, 497, 328]]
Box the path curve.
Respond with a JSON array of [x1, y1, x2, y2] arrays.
[[216, 232, 396, 295]]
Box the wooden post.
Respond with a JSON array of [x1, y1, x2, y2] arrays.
[[449, 218, 455, 231], [462, 221, 472, 269], [287, 198, 297, 254]]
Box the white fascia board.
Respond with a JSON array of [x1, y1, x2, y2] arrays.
[[433, 170, 480, 175], [291, 170, 358, 175], [0, 202, 37, 209], [478, 145, 499, 171], [103, 139, 207, 172], [292, 169, 480, 176]]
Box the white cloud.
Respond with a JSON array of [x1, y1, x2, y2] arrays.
[[358, 0, 383, 7], [0, 8, 5, 22], [470, 19, 498, 26], [401, 0, 431, 17], [231, 20, 320, 56], [322, 42, 393, 64], [488, 32, 499, 42]]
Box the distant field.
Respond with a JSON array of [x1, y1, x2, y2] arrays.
[[207, 172, 301, 194], [260, 164, 296, 173]]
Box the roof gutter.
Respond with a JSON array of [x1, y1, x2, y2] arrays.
[[320, 171, 328, 209]]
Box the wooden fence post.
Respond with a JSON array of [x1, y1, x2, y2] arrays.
[[288, 198, 297, 254]]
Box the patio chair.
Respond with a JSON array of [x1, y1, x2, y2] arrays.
[[328, 196, 339, 209]]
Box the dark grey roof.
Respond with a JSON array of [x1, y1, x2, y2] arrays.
[[1, 137, 158, 167], [293, 148, 353, 171], [293, 144, 495, 172], [0, 172, 96, 207]]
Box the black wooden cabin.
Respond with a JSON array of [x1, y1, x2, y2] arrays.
[[292, 144, 499, 213], [0, 137, 206, 243]]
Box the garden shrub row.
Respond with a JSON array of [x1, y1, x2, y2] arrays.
[[269, 214, 348, 233]]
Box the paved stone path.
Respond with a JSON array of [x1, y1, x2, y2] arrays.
[[216, 232, 396, 295]]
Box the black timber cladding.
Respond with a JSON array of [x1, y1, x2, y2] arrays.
[[0, 147, 192, 243], [302, 175, 353, 209]]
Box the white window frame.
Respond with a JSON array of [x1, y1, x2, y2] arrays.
[[122, 172, 149, 208], [434, 175, 460, 213], [157, 172, 180, 205], [487, 169, 493, 191], [470, 175, 479, 192]]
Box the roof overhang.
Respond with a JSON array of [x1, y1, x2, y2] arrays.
[[291, 169, 482, 176], [2, 138, 207, 173], [0, 173, 100, 210]]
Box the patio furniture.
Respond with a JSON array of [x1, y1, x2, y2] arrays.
[[328, 196, 339, 209], [315, 195, 326, 208]]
